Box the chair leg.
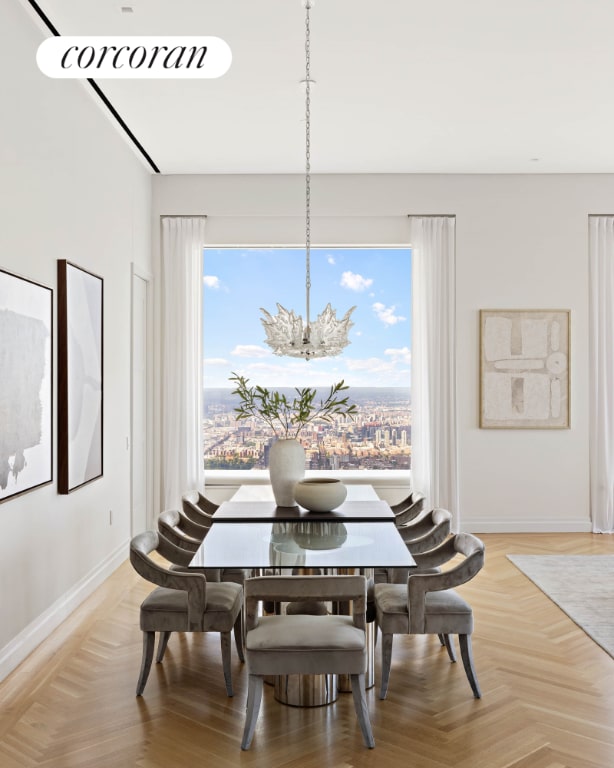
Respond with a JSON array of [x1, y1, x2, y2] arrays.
[[136, 631, 155, 696], [379, 633, 393, 699], [220, 631, 233, 696], [458, 634, 481, 699], [241, 675, 264, 750], [350, 673, 375, 748], [156, 631, 171, 663], [442, 633, 456, 662], [234, 612, 245, 663]]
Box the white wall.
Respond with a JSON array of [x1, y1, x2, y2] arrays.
[[0, 2, 152, 678], [153, 172, 614, 533]]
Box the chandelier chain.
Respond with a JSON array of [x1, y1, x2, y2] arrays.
[[305, 2, 311, 331], [259, 0, 356, 359]]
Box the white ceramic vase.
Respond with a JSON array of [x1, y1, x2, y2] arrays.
[[268, 438, 306, 507]]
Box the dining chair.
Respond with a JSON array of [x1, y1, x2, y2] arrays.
[[398, 508, 452, 553], [374, 532, 485, 700], [129, 530, 244, 697], [378, 508, 453, 585], [372, 507, 452, 604], [158, 508, 207, 552], [241, 575, 375, 750], [157, 510, 250, 588], [391, 490, 426, 526], [182, 490, 218, 525]]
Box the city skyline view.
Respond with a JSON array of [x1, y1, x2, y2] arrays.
[[203, 247, 412, 389], [204, 386, 411, 471]]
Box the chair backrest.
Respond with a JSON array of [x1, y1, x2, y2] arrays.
[[158, 509, 203, 552], [393, 491, 426, 525], [182, 490, 218, 517], [182, 495, 216, 524], [244, 575, 367, 632], [399, 508, 452, 554], [129, 531, 209, 630], [407, 533, 485, 633]]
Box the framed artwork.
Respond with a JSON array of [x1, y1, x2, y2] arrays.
[[0, 268, 53, 502], [480, 309, 570, 429], [58, 260, 103, 493]]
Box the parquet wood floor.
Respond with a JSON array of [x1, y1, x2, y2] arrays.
[[1, 533, 614, 767]]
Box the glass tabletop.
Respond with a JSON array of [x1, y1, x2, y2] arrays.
[[189, 521, 415, 570]]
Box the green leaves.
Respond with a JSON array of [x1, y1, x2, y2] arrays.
[[229, 372, 357, 439]]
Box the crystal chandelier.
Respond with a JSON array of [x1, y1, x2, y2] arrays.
[[260, 0, 355, 360]]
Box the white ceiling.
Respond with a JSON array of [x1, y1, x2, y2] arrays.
[[27, 0, 614, 175]]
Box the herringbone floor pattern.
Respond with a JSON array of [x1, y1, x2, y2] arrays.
[[1, 533, 614, 767]]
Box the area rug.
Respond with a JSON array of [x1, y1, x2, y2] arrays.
[[507, 554, 614, 659]]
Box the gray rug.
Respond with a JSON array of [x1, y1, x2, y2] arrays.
[[507, 554, 614, 659]]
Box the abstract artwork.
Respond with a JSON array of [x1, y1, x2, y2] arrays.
[[480, 309, 570, 428], [58, 260, 103, 493], [0, 268, 53, 502]]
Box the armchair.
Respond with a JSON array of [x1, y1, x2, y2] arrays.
[[129, 531, 244, 697], [374, 532, 485, 700]]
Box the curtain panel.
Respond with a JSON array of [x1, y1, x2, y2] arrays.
[[409, 216, 459, 530], [160, 216, 206, 511], [588, 216, 614, 533]]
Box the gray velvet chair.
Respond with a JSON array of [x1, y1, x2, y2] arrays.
[[241, 575, 375, 750], [391, 490, 426, 526], [374, 532, 485, 700], [157, 510, 249, 588], [182, 490, 218, 525], [378, 507, 453, 586], [157, 510, 222, 584], [129, 531, 244, 697], [158, 508, 208, 552], [372, 507, 453, 606], [398, 507, 452, 553]]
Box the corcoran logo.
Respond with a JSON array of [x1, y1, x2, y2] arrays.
[[37, 36, 231, 78]]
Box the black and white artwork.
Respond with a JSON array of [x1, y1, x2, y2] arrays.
[[0, 268, 53, 502], [58, 260, 103, 493]]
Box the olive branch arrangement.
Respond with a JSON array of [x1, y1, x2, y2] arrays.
[[229, 372, 357, 439]]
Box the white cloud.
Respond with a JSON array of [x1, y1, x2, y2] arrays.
[[345, 357, 396, 374], [384, 346, 411, 364], [231, 345, 271, 358], [341, 271, 373, 292], [327, 255, 336, 265], [203, 357, 228, 366], [372, 302, 406, 325], [203, 275, 220, 289]]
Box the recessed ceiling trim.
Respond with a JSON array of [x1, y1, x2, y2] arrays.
[[25, 0, 160, 174]]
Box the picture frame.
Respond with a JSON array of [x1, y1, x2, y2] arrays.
[[57, 260, 104, 493], [0, 268, 53, 502], [480, 309, 570, 429]]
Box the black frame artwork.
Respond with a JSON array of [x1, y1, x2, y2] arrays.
[[0, 268, 53, 503], [57, 260, 104, 493]]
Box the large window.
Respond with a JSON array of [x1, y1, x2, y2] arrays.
[[203, 247, 411, 471]]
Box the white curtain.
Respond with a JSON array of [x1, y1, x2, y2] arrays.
[[589, 216, 614, 533], [160, 216, 206, 511], [409, 216, 459, 529]]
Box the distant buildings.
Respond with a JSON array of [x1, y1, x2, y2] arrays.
[[203, 387, 411, 471]]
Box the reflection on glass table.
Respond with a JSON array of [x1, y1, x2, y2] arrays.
[[190, 521, 414, 570]]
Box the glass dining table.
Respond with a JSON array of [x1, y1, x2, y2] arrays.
[[189, 483, 415, 706]]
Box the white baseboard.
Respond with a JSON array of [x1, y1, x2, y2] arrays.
[[0, 538, 130, 682], [463, 519, 593, 533]]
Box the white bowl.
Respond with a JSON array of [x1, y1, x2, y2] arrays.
[[293, 478, 347, 512]]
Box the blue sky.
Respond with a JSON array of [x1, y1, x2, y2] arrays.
[[203, 247, 411, 388]]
